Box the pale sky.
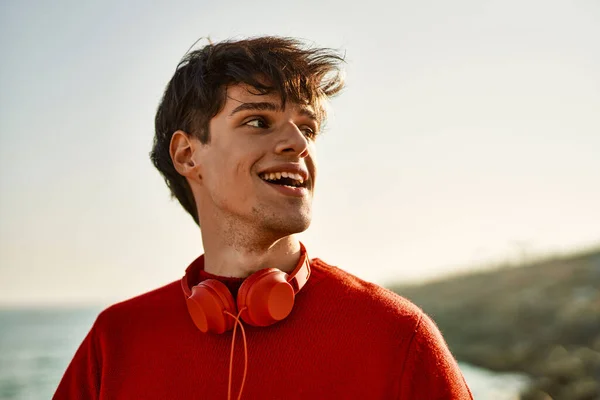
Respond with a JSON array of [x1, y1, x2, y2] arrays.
[[1, 0, 599, 306]]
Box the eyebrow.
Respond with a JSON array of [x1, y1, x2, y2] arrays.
[[229, 101, 318, 121]]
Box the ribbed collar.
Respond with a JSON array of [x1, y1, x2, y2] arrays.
[[185, 255, 246, 297]]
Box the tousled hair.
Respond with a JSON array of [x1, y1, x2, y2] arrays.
[[150, 36, 345, 225]]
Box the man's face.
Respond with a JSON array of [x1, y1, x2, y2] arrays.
[[192, 83, 319, 238]]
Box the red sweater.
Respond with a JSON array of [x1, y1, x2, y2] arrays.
[[54, 257, 473, 399]]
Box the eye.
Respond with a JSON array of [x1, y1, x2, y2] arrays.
[[244, 118, 269, 129], [300, 126, 318, 139]]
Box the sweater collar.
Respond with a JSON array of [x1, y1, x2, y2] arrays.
[[185, 255, 246, 296], [184, 245, 310, 297]]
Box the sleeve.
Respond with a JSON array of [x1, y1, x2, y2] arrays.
[[53, 317, 103, 400], [398, 312, 473, 400]]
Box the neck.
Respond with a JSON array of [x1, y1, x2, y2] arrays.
[[199, 224, 302, 278]]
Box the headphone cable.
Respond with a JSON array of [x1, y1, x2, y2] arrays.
[[224, 308, 248, 400]]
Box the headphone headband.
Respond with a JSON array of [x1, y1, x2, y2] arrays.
[[287, 243, 310, 292]]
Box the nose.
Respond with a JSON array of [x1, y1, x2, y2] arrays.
[[274, 121, 310, 158]]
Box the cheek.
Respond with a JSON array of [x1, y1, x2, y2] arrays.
[[210, 150, 257, 197]]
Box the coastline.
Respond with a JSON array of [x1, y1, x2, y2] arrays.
[[390, 247, 600, 400]]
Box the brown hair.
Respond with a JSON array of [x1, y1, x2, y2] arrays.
[[150, 36, 345, 225]]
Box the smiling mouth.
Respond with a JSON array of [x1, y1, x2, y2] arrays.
[[259, 172, 307, 189]]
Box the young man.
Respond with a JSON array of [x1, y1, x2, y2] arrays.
[[54, 37, 473, 399]]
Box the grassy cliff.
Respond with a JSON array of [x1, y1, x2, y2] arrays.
[[389, 247, 600, 400]]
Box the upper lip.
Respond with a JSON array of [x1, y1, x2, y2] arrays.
[[258, 164, 310, 183]]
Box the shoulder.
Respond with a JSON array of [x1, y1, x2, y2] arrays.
[[307, 258, 424, 330], [398, 306, 473, 398], [307, 261, 471, 398], [94, 280, 183, 330], [309, 257, 422, 314]]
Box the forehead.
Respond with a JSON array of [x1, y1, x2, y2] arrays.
[[222, 83, 320, 120]]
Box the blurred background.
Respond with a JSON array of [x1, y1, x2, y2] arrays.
[[0, 0, 598, 399]]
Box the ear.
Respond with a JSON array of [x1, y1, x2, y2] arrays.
[[170, 130, 201, 180]]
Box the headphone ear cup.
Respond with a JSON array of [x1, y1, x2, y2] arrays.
[[237, 268, 295, 327], [186, 279, 237, 334]]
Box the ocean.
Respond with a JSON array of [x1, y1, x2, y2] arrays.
[[0, 308, 529, 399]]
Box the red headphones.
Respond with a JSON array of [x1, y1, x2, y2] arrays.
[[181, 244, 311, 334]]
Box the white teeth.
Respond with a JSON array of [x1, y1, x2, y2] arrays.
[[260, 172, 306, 185]]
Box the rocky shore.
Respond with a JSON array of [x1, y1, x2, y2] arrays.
[[389, 247, 600, 400]]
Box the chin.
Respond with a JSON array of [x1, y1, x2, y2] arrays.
[[249, 202, 312, 236], [264, 212, 312, 237]]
